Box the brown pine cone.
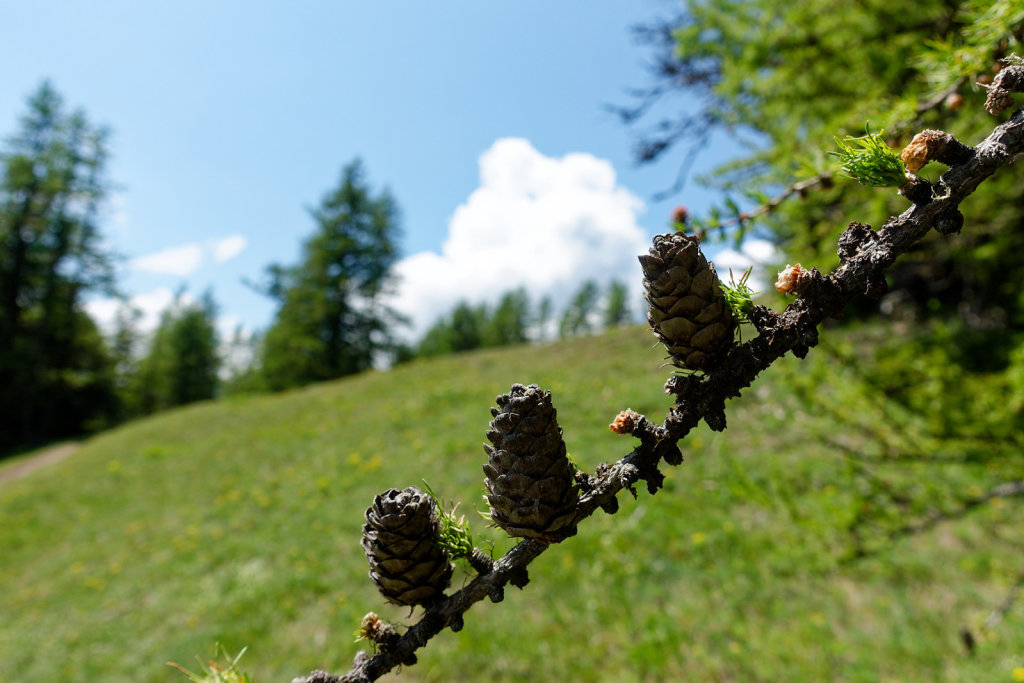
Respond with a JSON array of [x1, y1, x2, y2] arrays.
[[639, 233, 736, 371], [483, 384, 578, 541], [361, 487, 454, 607]]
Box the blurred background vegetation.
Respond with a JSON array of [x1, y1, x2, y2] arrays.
[[2, 0, 1024, 680]]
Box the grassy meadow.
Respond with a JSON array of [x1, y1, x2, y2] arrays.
[[2, 324, 1023, 681]]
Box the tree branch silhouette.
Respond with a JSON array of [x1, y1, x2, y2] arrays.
[[294, 69, 1024, 683]]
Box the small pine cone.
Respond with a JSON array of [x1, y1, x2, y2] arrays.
[[639, 233, 736, 371], [361, 487, 454, 607], [483, 384, 578, 541]]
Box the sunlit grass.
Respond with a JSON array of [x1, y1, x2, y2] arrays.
[[1, 325, 1022, 681]]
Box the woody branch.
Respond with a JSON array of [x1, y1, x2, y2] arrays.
[[295, 65, 1024, 683]]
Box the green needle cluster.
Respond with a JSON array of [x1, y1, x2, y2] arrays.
[[830, 129, 907, 187], [720, 267, 758, 324], [167, 645, 253, 683], [423, 481, 475, 560]]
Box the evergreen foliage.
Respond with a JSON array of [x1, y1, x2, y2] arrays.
[[603, 279, 632, 328], [414, 281, 635, 359], [258, 160, 403, 390], [130, 291, 220, 415], [559, 279, 599, 338], [0, 81, 118, 452], [483, 288, 530, 348]]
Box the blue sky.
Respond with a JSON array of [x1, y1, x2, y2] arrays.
[[0, 1, 765, 341]]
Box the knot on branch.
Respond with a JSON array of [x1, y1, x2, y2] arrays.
[[703, 401, 727, 432], [600, 495, 620, 515], [935, 208, 965, 236], [617, 462, 642, 498], [838, 222, 878, 263], [656, 437, 684, 466], [508, 566, 530, 589], [898, 175, 934, 205], [749, 304, 780, 337], [663, 371, 701, 397]]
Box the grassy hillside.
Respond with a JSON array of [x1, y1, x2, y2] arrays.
[[2, 325, 1022, 682]]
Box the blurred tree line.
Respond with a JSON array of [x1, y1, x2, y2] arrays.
[[0, 84, 631, 453], [407, 279, 633, 360]]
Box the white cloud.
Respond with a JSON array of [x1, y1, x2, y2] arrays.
[[212, 234, 248, 263], [129, 234, 248, 276], [131, 244, 205, 276], [84, 287, 184, 335], [389, 138, 650, 340], [82, 298, 121, 333]]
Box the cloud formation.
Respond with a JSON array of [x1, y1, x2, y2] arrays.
[[390, 138, 650, 340], [131, 244, 205, 276], [130, 234, 248, 276], [212, 234, 248, 263]]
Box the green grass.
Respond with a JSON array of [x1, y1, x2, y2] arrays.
[[2, 325, 1023, 682]]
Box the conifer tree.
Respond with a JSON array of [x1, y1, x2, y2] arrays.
[[260, 160, 403, 390], [0, 81, 118, 450], [132, 291, 220, 414]]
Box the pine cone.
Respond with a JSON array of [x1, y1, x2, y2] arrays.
[[483, 384, 578, 541], [639, 233, 736, 371], [361, 487, 454, 607]]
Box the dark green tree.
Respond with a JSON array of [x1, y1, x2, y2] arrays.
[[0, 81, 118, 451], [559, 280, 599, 338], [448, 302, 485, 352], [166, 291, 219, 405], [416, 319, 455, 358], [260, 160, 403, 390], [418, 301, 487, 357], [109, 302, 142, 417], [132, 291, 220, 414], [603, 279, 632, 328], [483, 288, 530, 347]]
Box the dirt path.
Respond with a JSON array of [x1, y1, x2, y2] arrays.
[[0, 442, 80, 484]]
